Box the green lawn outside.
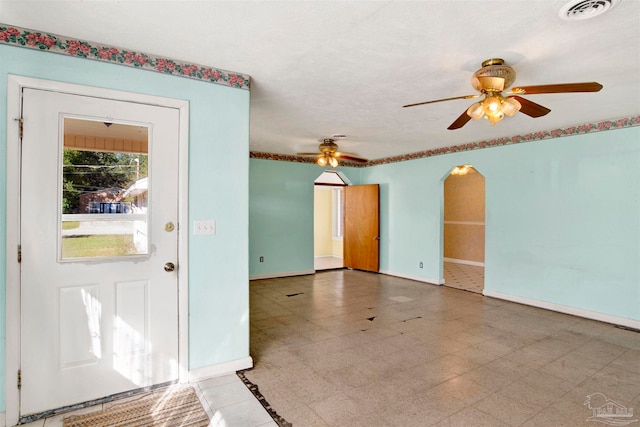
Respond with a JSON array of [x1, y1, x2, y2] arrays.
[[62, 234, 137, 258]]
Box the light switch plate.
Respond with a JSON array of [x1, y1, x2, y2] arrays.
[[194, 220, 216, 235]]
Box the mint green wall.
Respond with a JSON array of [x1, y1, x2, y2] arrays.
[[249, 128, 639, 323], [0, 45, 250, 412], [249, 159, 360, 276], [363, 127, 640, 321]]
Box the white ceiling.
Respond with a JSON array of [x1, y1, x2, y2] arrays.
[[2, 0, 639, 161]]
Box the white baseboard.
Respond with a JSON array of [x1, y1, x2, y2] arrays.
[[443, 258, 485, 267], [188, 356, 254, 383], [483, 290, 640, 330], [380, 270, 444, 285], [314, 255, 343, 259], [250, 269, 314, 280]]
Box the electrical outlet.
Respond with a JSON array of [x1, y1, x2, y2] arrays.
[[419, 262, 423, 268], [194, 220, 216, 235], [259, 256, 264, 262]]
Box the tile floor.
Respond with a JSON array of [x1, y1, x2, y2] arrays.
[[16, 375, 276, 427], [15, 269, 639, 427], [247, 270, 640, 426], [443, 261, 484, 294]]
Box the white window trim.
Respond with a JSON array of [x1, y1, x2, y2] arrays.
[[332, 187, 343, 240]]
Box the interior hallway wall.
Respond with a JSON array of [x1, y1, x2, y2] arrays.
[[314, 187, 333, 256], [248, 127, 639, 325], [249, 159, 360, 278], [360, 127, 639, 323]]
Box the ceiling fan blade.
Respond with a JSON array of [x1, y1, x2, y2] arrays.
[[403, 94, 480, 108], [447, 110, 472, 130], [336, 153, 368, 162], [511, 96, 551, 118], [509, 82, 602, 95]]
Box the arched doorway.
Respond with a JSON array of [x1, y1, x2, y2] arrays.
[[442, 165, 485, 293]]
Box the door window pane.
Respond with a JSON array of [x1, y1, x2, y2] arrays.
[[60, 118, 149, 260]]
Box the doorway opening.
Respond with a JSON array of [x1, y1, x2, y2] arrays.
[[442, 165, 485, 293], [314, 171, 347, 271]]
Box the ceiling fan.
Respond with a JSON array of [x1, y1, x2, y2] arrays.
[[403, 58, 603, 130], [297, 138, 368, 167]]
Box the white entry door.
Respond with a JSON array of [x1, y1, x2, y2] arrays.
[[20, 88, 180, 416]]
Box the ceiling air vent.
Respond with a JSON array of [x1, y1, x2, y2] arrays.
[[560, 0, 620, 20]]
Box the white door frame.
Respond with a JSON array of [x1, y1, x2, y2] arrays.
[[5, 75, 190, 426]]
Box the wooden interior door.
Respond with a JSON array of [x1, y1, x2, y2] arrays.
[[343, 184, 379, 272]]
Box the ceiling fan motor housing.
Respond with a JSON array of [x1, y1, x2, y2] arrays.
[[471, 58, 516, 92], [319, 139, 338, 154]]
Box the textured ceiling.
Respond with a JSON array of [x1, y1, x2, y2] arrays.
[[2, 0, 639, 161]]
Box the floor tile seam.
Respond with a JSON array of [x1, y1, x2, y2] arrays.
[[469, 392, 537, 427], [433, 396, 495, 425], [476, 388, 544, 425], [306, 399, 360, 426], [454, 369, 521, 395], [482, 352, 552, 378], [526, 385, 588, 424], [453, 331, 502, 348], [564, 350, 624, 368], [465, 365, 521, 389], [193, 384, 217, 423], [537, 368, 602, 389], [520, 337, 581, 356], [606, 357, 640, 375], [200, 391, 257, 412], [573, 362, 639, 391], [548, 352, 615, 372], [496, 386, 566, 419], [211, 395, 268, 414], [307, 406, 347, 427]]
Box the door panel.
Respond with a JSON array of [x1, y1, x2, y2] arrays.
[[343, 184, 380, 272], [20, 89, 180, 415]]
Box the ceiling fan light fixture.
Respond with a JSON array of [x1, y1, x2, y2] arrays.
[[451, 165, 472, 175], [300, 137, 366, 166], [502, 96, 521, 117], [484, 96, 502, 113], [467, 102, 484, 120], [404, 58, 603, 130], [471, 59, 516, 91], [482, 95, 504, 125], [485, 111, 504, 125]]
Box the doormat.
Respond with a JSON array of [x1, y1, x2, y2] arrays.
[[237, 370, 292, 427], [63, 386, 210, 427]]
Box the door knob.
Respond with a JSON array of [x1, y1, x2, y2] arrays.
[[164, 262, 175, 272], [373, 236, 380, 240]]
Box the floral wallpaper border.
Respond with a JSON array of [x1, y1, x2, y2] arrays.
[[250, 116, 640, 167], [2, 24, 637, 165], [0, 24, 251, 90]]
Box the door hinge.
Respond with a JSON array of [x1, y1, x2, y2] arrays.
[[17, 369, 21, 389], [16, 117, 24, 139], [18, 245, 22, 263]]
